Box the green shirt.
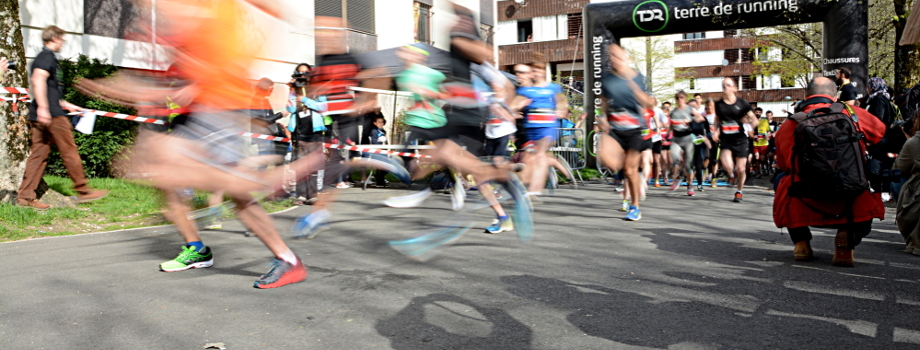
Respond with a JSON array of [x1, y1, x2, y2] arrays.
[[397, 63, 447, 129]]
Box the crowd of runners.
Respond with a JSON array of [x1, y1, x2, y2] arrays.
[[16, 0, 920, 288]]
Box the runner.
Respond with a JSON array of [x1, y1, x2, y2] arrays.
[[383, 5, 526, 235], [752, 107, 771, 177], [703, 99, 720, 187], [668, 91, 705, 196], [688, 99, 712, 192], [597, 44, 654, 221], [649, 97, 667, 187], [78, 0, 325, 289], [514, 55, 567, 198], [713, 77, 757, 202]]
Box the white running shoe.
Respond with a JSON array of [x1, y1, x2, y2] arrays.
[[450, 171, 465, 211], [384, 188, 433, 208]]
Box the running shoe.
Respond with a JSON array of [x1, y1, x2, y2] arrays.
[[336, 182, 351, 189], [160, 246, 214, 272], [654, 180, 661, 188], [711, 180, 718, 188], [253, 257, 307, 289], [292, 209, 331, 239], [384, 188, 433, 208], [733, 192, 743, 202], [669, 180, 681, 191], [485, 217, 514, 234], [697, 184, 704, 192], [728, 176, 736, 187], [450, 170, 465, 211], [499, 173, 534, 242], [620, 200, 629, 212], [687, 189, 695, 196], [624, 206, 641, 221]]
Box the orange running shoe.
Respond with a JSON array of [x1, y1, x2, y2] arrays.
[[254, 257, 307, 289]]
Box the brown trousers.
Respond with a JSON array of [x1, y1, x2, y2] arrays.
[[18, 117, 89, 201]]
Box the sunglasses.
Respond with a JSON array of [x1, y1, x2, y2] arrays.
[[514, 71, 530, 74]]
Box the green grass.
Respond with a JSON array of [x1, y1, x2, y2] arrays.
[[0, 176, 297, 242]]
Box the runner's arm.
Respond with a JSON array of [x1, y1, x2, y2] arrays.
[[555, 92, 569, 119]]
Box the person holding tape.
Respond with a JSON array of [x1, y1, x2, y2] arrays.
[[17, 25, 108, 210]]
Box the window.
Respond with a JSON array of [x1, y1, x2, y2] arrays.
[[518, 20, 533, 42], [567, 13, 582, 39], [315, 0, 375, 34], [741, 49, 755, 63], [741, 75, 754, 90], [347, 0, 375, 34], [689, 78, 696, 90], [415, 2, 432, 44], [316, 0, 342, 17], [683, 32, 705, 40], [724, 48, 739, 64], [724, 29, 738, 38]]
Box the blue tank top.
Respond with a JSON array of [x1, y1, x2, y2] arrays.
[[517, 83, 562, 128]]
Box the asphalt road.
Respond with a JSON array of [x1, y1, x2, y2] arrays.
[[2, 182, 919, 350]]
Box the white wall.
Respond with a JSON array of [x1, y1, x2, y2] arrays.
[[674, 77, 723, 93], [18, 0, 313, 79], [375, 0, 415, 50], [704, 30, 724, 39], [494, 20, 517, 46], [673, 50, 724, 68]]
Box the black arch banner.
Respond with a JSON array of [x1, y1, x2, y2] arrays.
[[583, 0, 867, 163]]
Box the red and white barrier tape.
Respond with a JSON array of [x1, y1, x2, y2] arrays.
[[1, 87, 29, 94], [238, 132, 290, 142], [322, 142, 432, 158], [72, 110, 169, 125], [237, 131, 432, 158]]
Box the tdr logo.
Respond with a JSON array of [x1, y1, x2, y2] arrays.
[[633, 0, 669, 33]]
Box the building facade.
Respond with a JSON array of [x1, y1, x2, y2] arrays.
[[672, 30, 807, 119], [493, 0, 587, 83], [17, 0, 488, 110]]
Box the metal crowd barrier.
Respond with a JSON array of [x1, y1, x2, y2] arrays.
[[549, 127, 586, 185]]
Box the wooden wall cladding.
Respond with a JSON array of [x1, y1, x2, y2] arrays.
[[497, 0, 589, 21], [499, 38, 583, 66]]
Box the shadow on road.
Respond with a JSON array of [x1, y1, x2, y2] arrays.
[[375, 293, 532, 349]]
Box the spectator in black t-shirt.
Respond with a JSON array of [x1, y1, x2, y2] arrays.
[[836, 67, 858, 106], [17, 26, 108, 210]]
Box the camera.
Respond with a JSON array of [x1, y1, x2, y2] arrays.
[[291, 72, 308, 88], [6, 61, 15, 70]]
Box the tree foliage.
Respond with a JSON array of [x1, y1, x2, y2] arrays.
[[745, 0, 917, 91], [44, 55, 138, 178], [624, 36, 676, 99]]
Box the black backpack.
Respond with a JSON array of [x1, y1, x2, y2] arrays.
[[788, 102, 869, 202]]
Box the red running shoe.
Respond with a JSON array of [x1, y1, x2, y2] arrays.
[[254, 257, 307, 289]]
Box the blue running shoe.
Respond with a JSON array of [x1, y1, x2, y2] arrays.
[[292, 209, 331, 239], [485, 217, 514, 234], [624, 206, 642, 221], [499, 173, 534, 242]]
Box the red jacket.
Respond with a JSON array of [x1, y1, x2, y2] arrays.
[[773, 95, 886, 228]]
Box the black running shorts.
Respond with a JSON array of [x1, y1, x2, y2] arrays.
[[609, 128, 650, 152], [720, 136, 750, 158]]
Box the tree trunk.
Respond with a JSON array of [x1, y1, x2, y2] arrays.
[[0, 1, 30, 203], [894, 0, 920, 92]]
